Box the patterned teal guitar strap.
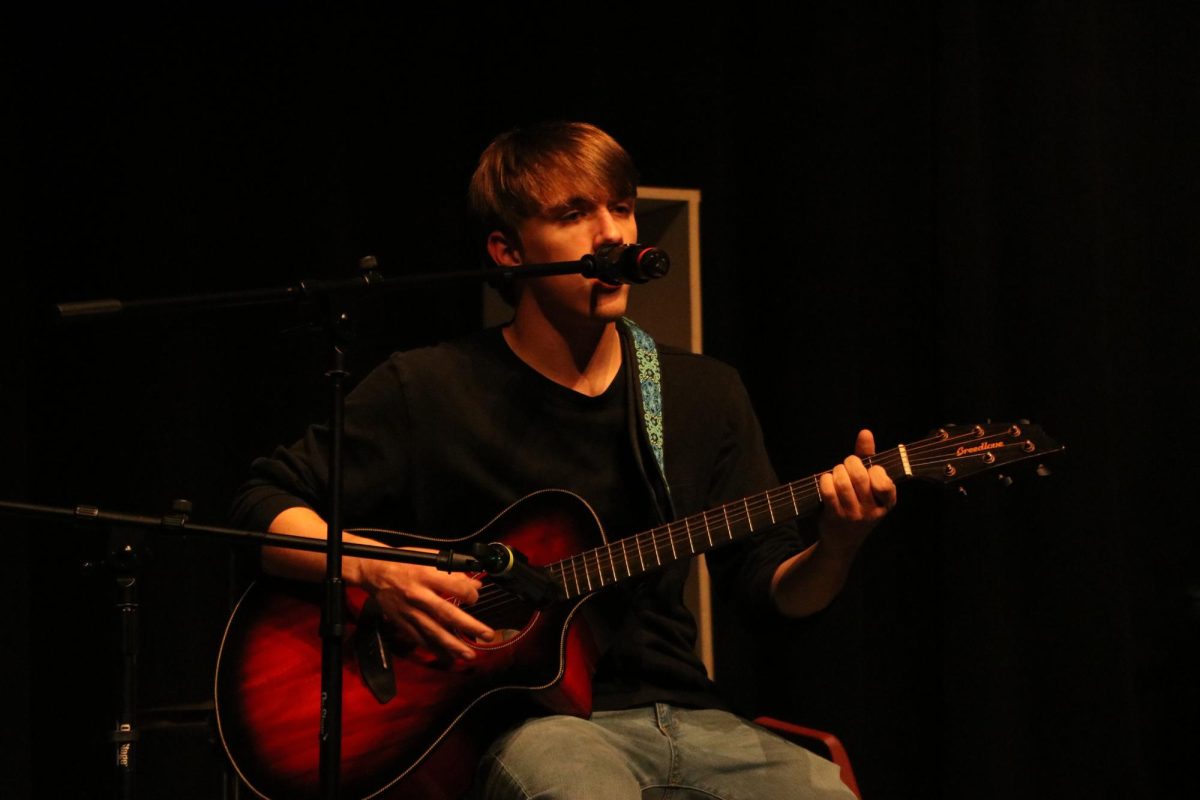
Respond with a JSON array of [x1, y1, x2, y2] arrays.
[[620, 317, 674, 513]]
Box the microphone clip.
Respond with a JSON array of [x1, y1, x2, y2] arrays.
[[472, 542, 563, 608]]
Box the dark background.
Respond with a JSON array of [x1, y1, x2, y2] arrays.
[[6, 4, 1198, 797]]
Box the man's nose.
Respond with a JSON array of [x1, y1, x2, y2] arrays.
[[593, 207, 624, 247]]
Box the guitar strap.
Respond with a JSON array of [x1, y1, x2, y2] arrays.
[[618, 317, 676, 522]]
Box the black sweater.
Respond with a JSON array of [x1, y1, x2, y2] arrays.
[[231, 327, 809, 710]]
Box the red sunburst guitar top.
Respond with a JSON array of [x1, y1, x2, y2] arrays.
[[214, 422, 1061, 799]]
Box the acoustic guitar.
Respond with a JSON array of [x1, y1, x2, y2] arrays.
[[215, 421, 1061, 799]]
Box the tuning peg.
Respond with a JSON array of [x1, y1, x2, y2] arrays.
[[957, 486, 969, 499], [1018, 418, 1031, 425], [1035, 464, 1053, 478], [997, 473, 1013, 488]]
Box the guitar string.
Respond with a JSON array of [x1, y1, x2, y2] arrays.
[[469, 483, 825, 613], [553, 430, 1035, 587], [463, 444, 1035, 618], [466, 434, 1043, 615], [352, 452, 1039, 624], [383, 429, 1039, 618], [471, 467, 894, 613], [466, 485, 823, 615]]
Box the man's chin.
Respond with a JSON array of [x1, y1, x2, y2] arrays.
[[590, 285, 629, 319]]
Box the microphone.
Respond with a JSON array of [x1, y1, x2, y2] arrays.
[[582, 243, 670, 285], [472, 542, 562, 607]]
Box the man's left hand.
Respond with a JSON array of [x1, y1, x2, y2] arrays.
[[817, 429, 897, 554]]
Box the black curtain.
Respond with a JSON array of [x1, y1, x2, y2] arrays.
[[9, 5, 1197, 797]]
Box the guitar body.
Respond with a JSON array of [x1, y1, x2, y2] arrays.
[[215, 490, 606, 800]]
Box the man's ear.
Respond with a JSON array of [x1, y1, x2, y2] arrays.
[[487, 230, 522, 268]]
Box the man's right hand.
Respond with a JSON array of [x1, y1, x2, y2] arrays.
[[357, 556, 495, 662], [265, 506, 494, 663]]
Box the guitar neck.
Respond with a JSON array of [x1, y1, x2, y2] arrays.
[[544, 448, 910, 601], [541, 420, 1062, 601]]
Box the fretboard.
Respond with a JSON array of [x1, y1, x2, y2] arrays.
[[543, 448, 907, 601]]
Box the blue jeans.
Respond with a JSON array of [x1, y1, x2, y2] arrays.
[[472, 704, 856, 799]]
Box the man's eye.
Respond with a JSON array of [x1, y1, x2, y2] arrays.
[[561, 210, 584, 222], [611, 203, 633, 216]]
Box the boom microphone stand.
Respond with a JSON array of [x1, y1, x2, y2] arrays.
[[48, 245, 668, 799]]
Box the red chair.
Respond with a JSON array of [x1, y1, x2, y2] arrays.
[[754, 717, 862, 799]]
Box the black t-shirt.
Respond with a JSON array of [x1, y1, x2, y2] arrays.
[[231, 326, 810, 710]]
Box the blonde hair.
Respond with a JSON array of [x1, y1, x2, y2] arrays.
[[469, 121, 639, 241]]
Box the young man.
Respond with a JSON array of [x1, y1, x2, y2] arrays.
[[232, 121, 895, 798]]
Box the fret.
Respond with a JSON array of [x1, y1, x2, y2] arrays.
[[668, 526, 678, 560], [595, 549, 609, 583], [743, 498, 754, 532], [766, 492, 776, 524], [557, 565, 569, 598], [620, 539, 631, 576], [788, 482, 799, 515], [635, 533, 646, 571], [570, 558, 581, 596], [684, 518, 695, 553], [722, 505, 732, 539], [651, 531, 661, 565], [813, 474, 822, 503], [586, 551, 598, 587], [608, 547, 619, 582], [581, 552, 596, 588], [702, 512, 714, 547]]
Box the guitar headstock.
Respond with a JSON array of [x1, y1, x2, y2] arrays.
[[902, 421, 1063, 485]]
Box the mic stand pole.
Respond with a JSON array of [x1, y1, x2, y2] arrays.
[[101, 498, 192, 800], [109, 522, 144, 800], [317, 291, 351, 799]]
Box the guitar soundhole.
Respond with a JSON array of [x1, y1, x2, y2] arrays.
[[472, 594, 540, 645], [472, 628, 522, 645]]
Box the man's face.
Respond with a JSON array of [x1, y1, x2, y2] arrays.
[[510, 192, 638, 326]]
